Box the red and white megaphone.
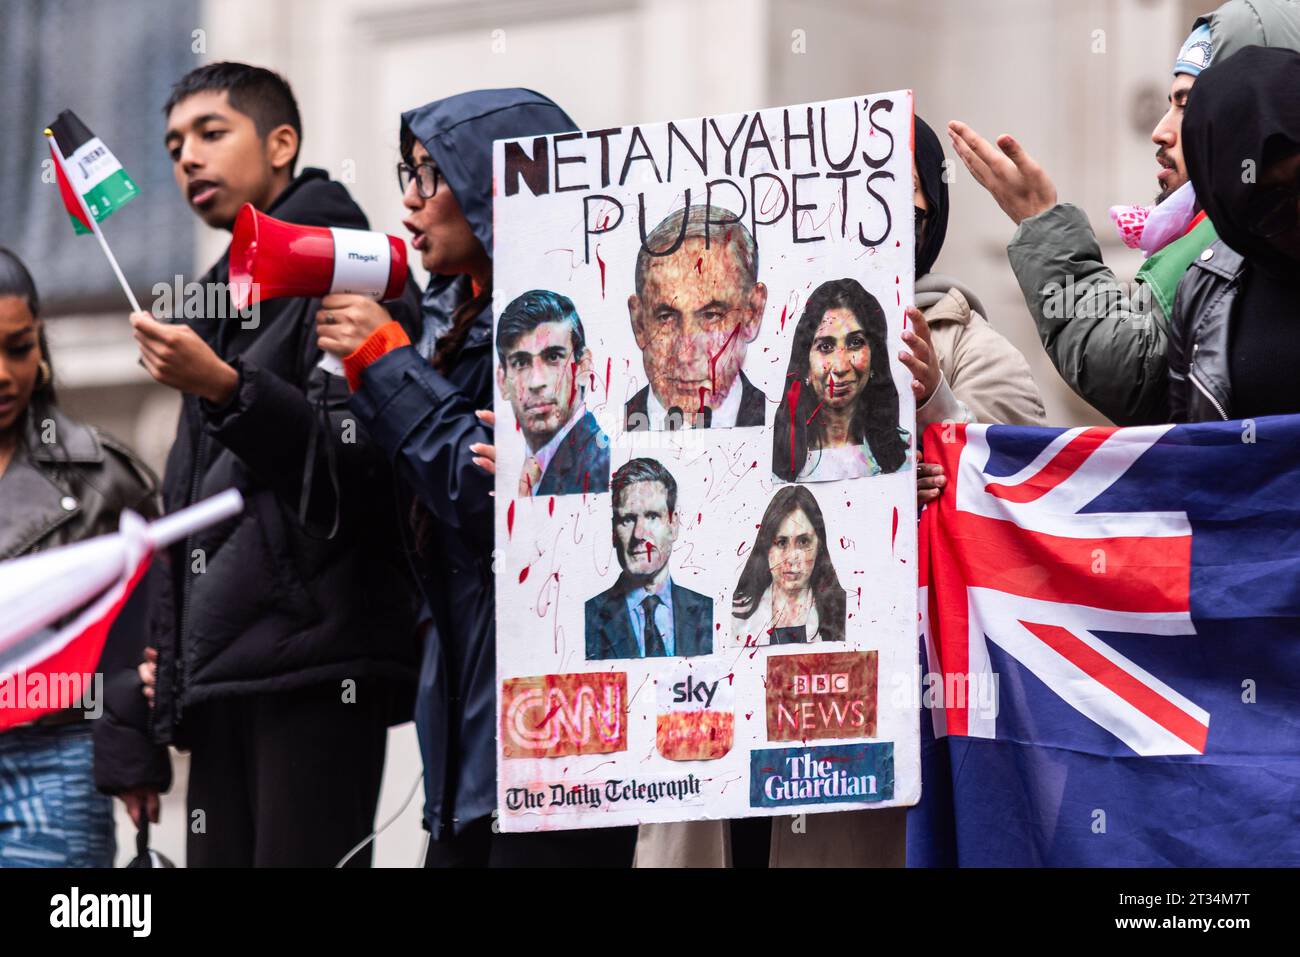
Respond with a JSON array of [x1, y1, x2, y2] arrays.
[[229, 203, 408, 374]]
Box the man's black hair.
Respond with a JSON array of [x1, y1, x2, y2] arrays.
[[611, 457, 678, 517], [496, 289, 587, 363], [164, 62, 302, 173]]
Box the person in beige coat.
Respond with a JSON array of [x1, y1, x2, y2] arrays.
[[634, 116, 1045, 868]]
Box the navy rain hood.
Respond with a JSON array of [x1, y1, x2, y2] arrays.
[[401, 88, 578, 261]]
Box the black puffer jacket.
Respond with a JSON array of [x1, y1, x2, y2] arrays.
[[141, 170, 424, 752]]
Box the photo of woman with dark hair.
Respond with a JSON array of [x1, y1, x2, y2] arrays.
[[772, 277, 911, 482], [731, 486, 846, 645]]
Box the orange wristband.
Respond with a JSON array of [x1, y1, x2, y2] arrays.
[[342, 321, 411, 392]]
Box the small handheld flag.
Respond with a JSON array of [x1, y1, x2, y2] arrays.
[[44, 110, 142, 312]]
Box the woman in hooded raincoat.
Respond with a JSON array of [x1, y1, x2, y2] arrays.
[[313, 89, 637, 867]]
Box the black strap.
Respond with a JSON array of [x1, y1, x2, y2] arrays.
[[297, 370, 342, 540]]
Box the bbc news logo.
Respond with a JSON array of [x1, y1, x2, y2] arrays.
[[794, 673, 847, 693], [766, 651, 877, 740]]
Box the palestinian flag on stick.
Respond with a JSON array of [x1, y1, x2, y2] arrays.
[[45, 110, 139, 234]]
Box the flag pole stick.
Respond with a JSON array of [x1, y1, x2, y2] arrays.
[[87, 216, 142, 313], [44, 129, 142, 313]]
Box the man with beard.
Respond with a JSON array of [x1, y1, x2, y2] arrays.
[[585, 458, 712, 660], [496, 289, 609, 496], [948, 0, 1300, 426]]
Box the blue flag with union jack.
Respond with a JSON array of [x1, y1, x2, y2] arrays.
[[909, 418, 1300, 866]]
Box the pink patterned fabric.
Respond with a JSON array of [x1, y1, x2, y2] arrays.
[[1109, 204, 1151, 250]]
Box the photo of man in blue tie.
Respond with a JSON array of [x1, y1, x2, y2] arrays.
[[585, 458, 713, 660]]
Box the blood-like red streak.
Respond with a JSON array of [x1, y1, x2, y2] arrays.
[[707, 322, 744, 400], [785, 378, 802, 470]]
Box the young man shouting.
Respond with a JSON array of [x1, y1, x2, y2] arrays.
[[97, 62, 423, 867]]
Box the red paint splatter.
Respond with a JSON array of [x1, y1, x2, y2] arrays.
[[779, 304, 788, 331], [696, 512, 702, 525], [891, 506, 899, 553], [707, 322, 744, 399], [582, 471, 590, 498], [568, 360, 578, 407], [805, 396, 824, 426], [548, 496, 555, 517], [785, 377, 802, 470], [695, 256, 704, 275], [518, 564, 530, 583], [596, 246, 607, 298], [644, 541, 654, 561], [534, 703, 561, 729], [507, 499, 515, 537], [604, 356, 611, 394]]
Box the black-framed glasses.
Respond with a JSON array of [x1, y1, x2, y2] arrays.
[[397, 161, 440, 199]]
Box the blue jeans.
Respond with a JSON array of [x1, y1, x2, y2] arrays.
[[0, 722, 115, 867]]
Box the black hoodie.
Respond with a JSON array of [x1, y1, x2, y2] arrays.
[[97, 169, 425, 794], [1183, 45, 1300, 418]]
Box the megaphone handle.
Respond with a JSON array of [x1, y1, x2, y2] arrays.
[[318, 352, 345, 376]]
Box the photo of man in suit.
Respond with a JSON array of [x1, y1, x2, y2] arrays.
[[497, 289, 610, 496], [585, 458, 713, 659], [625, 205, 768, 431]]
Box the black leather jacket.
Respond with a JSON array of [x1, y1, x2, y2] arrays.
[[1168, 239, 1245, 423], [0, 408, 158, 561], [0, 407, 165, 774]]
